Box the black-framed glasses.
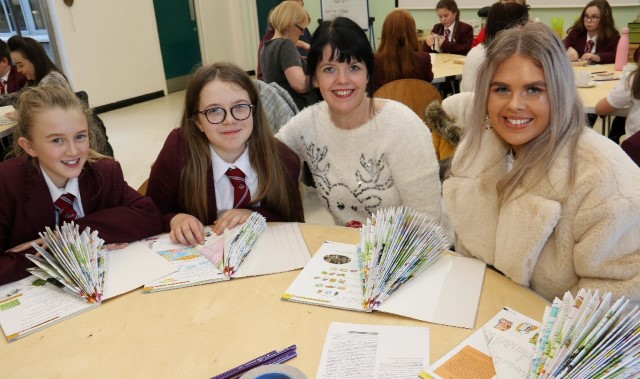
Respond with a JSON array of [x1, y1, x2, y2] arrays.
[[197, 104, 254, 125], [295, 24, 305, 33], [583, 14, 600, 22]]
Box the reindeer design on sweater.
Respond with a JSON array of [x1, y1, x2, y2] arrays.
[[302, 138, 394, 222]]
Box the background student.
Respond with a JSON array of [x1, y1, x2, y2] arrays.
[[147, 62, 304, 246], [372, 9, 433, 93], [260, 1, 319, 110], [595, 65, 640, 146], [443, 22, 640, 302], [472, 0, 528, 48], [276, 17, 449, 235], [460, 1, 529, 92], [564, 0, 619, 64], [0, 86, 163, 285], [0, 35, 70, 106], [0, 39, 26, 95], [423, 0, 473, 56], [257, 0, 311, 80]]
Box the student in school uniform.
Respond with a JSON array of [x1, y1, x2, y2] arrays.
[[146, 62, 304, 246], [0, 36, 71, 107], [0, 39, 26, 95], [423, 0, 473, 56], [443, 22, 640, 302], [471, 0, 528, 48], [564, 0, 619, 64], [372, 9, 434, 93], [0, 86, 164, 285]]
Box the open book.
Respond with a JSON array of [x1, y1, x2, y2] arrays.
[[422, 289, 640, 379], [0, 233, 175, 342], [282, 207, 486, 328], [143, 217, 311, 292]]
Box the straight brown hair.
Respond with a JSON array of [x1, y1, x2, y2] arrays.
[[180, 62, 304, 223]]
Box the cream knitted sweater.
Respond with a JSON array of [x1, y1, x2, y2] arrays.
[[277, 99, 447, 230]]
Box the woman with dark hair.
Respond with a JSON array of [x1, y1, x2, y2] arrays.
[[372, 9, 433, 93], [0, 36, 70, 106], [423, 0, 473, 55], [276, 17, 447, 233], [147, 62, 304, 246], [460, 2, 529, 92], [444, 22, 640, 302], [564, 0, 619, 63]]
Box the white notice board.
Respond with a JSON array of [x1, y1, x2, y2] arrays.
[[321, 0, 370, 30]]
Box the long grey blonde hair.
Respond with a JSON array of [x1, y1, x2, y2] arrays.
[[458, 22, 583, 202]]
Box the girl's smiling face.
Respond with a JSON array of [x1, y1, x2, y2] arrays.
[[18, 107, 90, 188], [194, 79, 254, 163]]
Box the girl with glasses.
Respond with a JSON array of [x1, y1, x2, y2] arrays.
[[444, 22, 640, 302], [564, 0, 619, 64], [147, 63, 304, 246]]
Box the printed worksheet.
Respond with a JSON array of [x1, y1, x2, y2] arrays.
[[317, 322, 430, 379]]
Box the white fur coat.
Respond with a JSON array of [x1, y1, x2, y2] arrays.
[[444, 127, 640, 302]]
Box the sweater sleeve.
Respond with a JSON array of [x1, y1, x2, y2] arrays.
[[572, 146, 640, 302], [77, 160, 164, 243], [275, 112, 306, 157], [382, 102, 444, 225]]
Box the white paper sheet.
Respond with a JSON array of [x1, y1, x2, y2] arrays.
[[425, 307, 540, 379], [317, 322, 430, 379], [102, 240, 176, 299]]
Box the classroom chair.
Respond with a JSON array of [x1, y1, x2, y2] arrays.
[[373, 78, 442, 123]]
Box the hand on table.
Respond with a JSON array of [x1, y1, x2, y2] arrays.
[[169, 213, 205, 246], [581, 53, 600, 63], [212, 209, 253, 235], [567, 47, 579, 62]]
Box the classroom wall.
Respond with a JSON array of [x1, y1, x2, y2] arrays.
[[45, 0, 166, 108]]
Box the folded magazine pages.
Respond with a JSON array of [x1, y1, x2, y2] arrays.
[[282, 207, 486, 328], [0, 222, 174, 342], [423, 288, 640, 379], [26, 222, 107, 303], [143, 214, 311, 292]]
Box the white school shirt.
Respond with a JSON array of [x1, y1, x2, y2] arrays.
[[209, 145, 259, 216], [0, 70, 9, 95], [606, 75, 640, 136], [41, 167, 85, 223]]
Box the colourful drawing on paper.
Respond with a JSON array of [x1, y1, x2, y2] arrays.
[[157, 248, 201, 262]]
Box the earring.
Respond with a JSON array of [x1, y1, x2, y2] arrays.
[[484, 116, 492, 130]]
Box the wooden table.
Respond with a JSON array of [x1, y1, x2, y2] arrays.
[[431, 53, 465, 84], [1, 223, 549, 379], [0, 122, 14, 139], [575, 64, 620, 113]]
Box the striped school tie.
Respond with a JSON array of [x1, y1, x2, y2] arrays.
[[54, 193, 78, 225], [225, 167, 251, 209]]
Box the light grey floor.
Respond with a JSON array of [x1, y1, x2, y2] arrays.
[[100, 91, 335, 226]]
